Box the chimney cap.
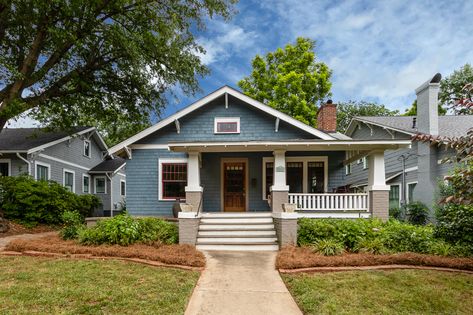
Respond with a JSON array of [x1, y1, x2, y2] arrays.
[[430, 73, 442, 83], [327, 99, 333, 104]]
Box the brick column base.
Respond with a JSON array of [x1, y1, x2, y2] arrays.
[[178, 214, 200, 245], [369, 190, 389, 222], [185, 191, 203, 213], [273, 213, 298, 248], [270, 190, 288, 213]]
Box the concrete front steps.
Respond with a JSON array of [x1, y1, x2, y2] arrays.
[[196, 212, 279, 251]]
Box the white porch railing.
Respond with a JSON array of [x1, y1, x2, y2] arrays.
[[288, 193, 369, 212]]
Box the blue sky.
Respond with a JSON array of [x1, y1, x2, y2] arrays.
[[8, 0, 473, 127]]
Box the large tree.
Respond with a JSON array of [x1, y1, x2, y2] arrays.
[[337, 101, 399, 133], [439, 63, 473, 115], [402, 100, 447, 116], [238, 37, 332, 126], [0, 0, 236, 143]]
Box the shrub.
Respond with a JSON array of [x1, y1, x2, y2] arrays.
[[311, 239, 345, 256], [428, 240, 453, 257], [404, 202, 429, 225], [78, 214, 178, 246], [389, 207, 403, 220], [0, 175, 100, 225], [379, 220, 434, 253], [354, 238, 388, 255], [60, 211, 84, 240], [435, 203, 473, 253]]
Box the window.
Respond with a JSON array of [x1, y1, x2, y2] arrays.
[[35, 162, 50, 181], [0, 159, 10, 176], [161, 163, 187, 199], [83, 175, 90, 193], [357, 159, 363, 164], [95, 177, 106, 194], [83, 140, 91, 157], [345, 163, 352, 175], [389, 185, 400, 209], [120, 180, 126, 196], [63, 169, 75, 192], [407, 182, 417, 203], [262, 156, 328, 199], [214, 117, 240, 134], [363, 156, 368, 169]]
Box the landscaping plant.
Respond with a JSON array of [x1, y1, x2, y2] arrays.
[[311, 239, 345, 256], [404, 202, 429, 225]]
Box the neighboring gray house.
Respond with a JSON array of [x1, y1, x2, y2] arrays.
[[345, 74, 473, 211], [0, 127, 126, 216]]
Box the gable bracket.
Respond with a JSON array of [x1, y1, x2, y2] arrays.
[[275, 118, 280, 132], [124, 146, 132, 159], [384, 127, 395, 139], [174, 119, 180, 134], [225, 92, 228, 109], [363, 122, 374, 136]]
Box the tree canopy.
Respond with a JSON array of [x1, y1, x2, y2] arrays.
[[0, 0, 236, 144], [439, 63, 473, 115], [238, 37, 332, 127], [336, 101, 399, 133], [402, 100, 447, 116]]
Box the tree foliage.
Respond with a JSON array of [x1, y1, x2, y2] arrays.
[[337, 101, 399, 132], [402, 99, 447, 116], [238, 37, 332, 126], [0, 0, 236, 141], [439, 63, 473, 115]]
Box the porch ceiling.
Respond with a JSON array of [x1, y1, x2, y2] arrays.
[[168, 140, 411, 152]]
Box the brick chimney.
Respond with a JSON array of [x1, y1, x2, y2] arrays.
[[317, 100, 337, 132]]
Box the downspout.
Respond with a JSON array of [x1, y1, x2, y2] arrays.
[[106, 172, 113, 217], [16, 153, 31, 176]]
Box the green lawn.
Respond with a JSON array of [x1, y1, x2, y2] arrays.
[[0, 256, 199, 314], [282, 270, 473, 315]]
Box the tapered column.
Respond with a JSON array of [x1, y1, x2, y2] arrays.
[[367, 151, 390, 221], [270, 150, 289, 213], [185, 151, 203, 212]]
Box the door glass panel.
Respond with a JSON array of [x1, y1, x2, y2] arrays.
[[308, 162, 324, 193], [286, 162, 303, 193]]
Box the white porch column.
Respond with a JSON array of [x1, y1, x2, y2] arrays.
[[185, 151, 203, 212], [270, 150, 289, 213], [367, 151, 390, 221]]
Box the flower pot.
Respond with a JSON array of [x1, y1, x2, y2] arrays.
[[283, 203, 297, 213]]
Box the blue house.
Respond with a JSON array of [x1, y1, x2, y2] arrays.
[[110, 86, 409, 250]]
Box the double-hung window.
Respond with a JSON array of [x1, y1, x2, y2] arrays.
[[389, 185, 400, 209], [83, 140, 91, 157], [83, 175, 90, 193], [0, 159, 10, 176], [63, 169, 75, 192], [160, 161, 187, 200], [36, 162, 50, 181], [407, 182, 417, 203], [120, 180, 126, 196], [95, 177, 106, 194]]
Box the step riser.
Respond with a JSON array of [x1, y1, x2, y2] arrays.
[[196, 244, 279, 251], [197, 237, 277, 243], [200, 218, 273, 224], [198, 231, 276, 237], [199, 224, 275, 231], [201, 212, 272, 218]]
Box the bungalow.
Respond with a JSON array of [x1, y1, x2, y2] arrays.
[[109, 86, 409, 250], [0, 127, 126, 216]]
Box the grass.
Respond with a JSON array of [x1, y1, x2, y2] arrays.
[[0, 256, 199, 314], [282, 270, 473, 315]]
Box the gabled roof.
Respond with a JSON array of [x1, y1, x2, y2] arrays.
[[0, 127, 108, 153], [109, 86, 336, 154], [346, 115, 473, 138], [89, 156, 126, 173]]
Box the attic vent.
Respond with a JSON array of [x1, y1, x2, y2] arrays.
[[412, 117, 417, 129]]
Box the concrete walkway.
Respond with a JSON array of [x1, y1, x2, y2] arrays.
[[185, 251, 302, 315], [0, 232, 57, 250]]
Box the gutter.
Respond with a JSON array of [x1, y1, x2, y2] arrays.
[[16, 152, 31, 176]]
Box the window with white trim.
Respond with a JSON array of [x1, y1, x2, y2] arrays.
[[345, 163, 352, 175], [36, 162, 50, 181], [83, 175, 90, 193], [389, 185, 400, 209], [63, 169, 75, 192], [83, 140, 91, 157], [407, 182, 417, 203], [214, 117, 240, 134], [95, 176, 106, 194], [120, 180, 126, 196], [363, 156, 368, 169], [0, 159, 11, 176], [161, 163, 187, 199]]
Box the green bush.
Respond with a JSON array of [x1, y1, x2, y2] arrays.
[[389, 207, 403, 220], [354, 238, 388, 255], [311, 239, 345, 256], [0, 175, 100, 225], [435, 203, 473, 253], [78, 214, 178, 246], [378, 220, 434, 253], [404, 202, 429, 225], [60, 211, 85, 240]]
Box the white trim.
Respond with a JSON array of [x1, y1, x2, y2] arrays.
[[120, 179, 126, 196], [158, 157, 188, 201], [272, 212, 298, 219], [345, 163, 352, 175], [262, 156, 329, 200], [38, 153, 90, 171], [83, 140, 91, 158], [406, 181, 418, 203], [35, 161, 51, 180], [108, 86, 335, 154], [363, 156, 368, 169], [0, 159, 11, 176], [345, 118, 415, 137], [214, 117, 240, 134], [27, 127, 99, 154], [94, 176, 107, 194], [404, 166, 418, 173], [63, 168, 75, 193], [82, 174, 91, 193], [117, 172, 126, 177], [129, 144, 169, 150]]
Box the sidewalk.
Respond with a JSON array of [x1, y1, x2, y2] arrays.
[[0, 232, 57, 250], [185, 251, 302, 315]]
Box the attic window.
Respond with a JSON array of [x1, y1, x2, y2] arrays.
[[84, 140, 91, 157], [214, 117, 240, 134]]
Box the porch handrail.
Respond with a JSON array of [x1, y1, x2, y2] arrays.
[[288, 193, 369, 212]]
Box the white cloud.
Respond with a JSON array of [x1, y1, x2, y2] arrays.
[[6, 111, 41, 128]]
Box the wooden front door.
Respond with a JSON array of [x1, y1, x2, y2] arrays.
[[223, 161, 246, 212]]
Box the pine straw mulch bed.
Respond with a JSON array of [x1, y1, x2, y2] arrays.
[[0, 221, 57, 238], [277, 246, 473, 273], [3, 234, 206, 269]]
